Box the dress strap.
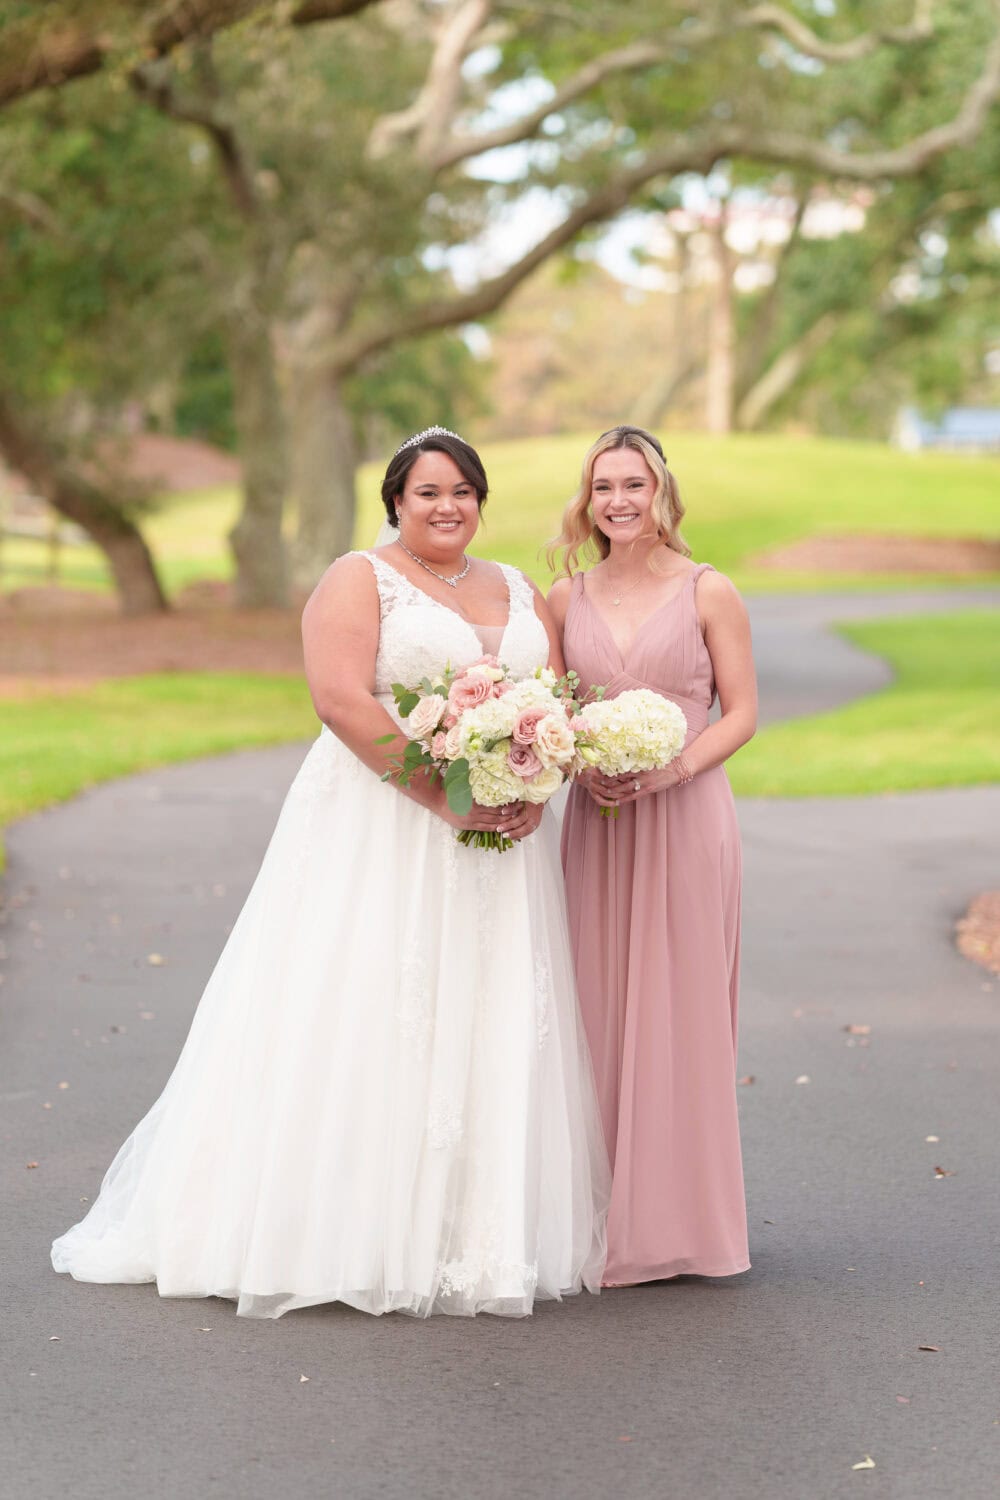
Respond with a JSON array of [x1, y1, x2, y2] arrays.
[[498, 562, 535, 614], [356, 550, 423, 616]]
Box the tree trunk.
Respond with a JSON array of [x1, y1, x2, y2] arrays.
[[630, 230, 701, 429], [735, 312, 840, 430], [0, 392, 168, 615], [704, 213, 736, 434], [289, 368, 358, 591], [227, 311, 290, 608]]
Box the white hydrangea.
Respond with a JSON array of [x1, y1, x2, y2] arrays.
[[504, 677, 560, 712], [458, 696, 518, 753], [576, 689, 687, 776], [467, 744, 524, 806]]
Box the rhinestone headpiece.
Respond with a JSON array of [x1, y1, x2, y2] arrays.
[[392, 426, 466, 458]]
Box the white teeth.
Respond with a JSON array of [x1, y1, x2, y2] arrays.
[[609, 515, 638, 524]]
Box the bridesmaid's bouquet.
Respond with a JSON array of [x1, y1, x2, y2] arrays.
[[573, 689, 688, 818], [381, 658, 588, 851]]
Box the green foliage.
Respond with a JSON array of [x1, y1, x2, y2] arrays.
[[173, 331, 237, 451], [730, 610, 1000, 796]]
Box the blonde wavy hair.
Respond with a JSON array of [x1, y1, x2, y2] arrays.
[[547, 425, 690, 579]]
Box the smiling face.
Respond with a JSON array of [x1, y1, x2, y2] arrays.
[[590, 447, 659, 549], [395, 450, 482, 561]]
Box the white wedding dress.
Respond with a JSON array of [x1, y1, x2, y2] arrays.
[[51, 553, 609, 1318]]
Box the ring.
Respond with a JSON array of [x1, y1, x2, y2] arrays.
[[633, 780, 641, 791]]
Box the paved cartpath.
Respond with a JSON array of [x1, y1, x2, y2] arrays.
[[2, 591, 998, 1500]]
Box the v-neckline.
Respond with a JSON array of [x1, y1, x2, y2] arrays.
[[373, 553, 513, 644], [580, 566, 697, 667]]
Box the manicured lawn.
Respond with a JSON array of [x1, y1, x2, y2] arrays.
[[3, 433, 997, 596], [729, 610, 1000, 797], [0, 673, 318, 869]]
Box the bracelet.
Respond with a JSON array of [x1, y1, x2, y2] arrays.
[[673, 753, 694, 786]]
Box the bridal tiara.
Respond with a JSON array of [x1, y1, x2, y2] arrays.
[[392, 426, 466, 457]]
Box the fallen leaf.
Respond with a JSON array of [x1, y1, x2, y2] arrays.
[[146, 953, 165, 966], [49, 1336, 60, 1342], [737, 1075, 755, 1086], [617, 1436, 633, 1443], [58, 1081, 69, 1090], [843, 1024, 871, 1035], [26, 1162, 38, 1169], [918, 1345, 940, 1352], [43, 1102, 52, 1110], [763, 1219, 776, 1225], [299, 1374, 310, 1383], [851, 1456, 875, 1470], [896, 1396, 910, 1404], [795, 1074, 810, 1085], [925, 1135, 940, 1143], [198, 1327, 211, 1333], [932, 1166, 955, 1178]]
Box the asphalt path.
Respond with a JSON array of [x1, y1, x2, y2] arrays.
[[2, 589, 998, 1500]]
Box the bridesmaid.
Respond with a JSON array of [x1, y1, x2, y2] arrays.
[[548, 425, 757, 1286]]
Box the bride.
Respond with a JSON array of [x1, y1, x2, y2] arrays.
[[51, 427, 609, 1319]]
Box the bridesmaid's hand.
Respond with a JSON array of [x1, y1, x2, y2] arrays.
[[587, 766, 681, 807]]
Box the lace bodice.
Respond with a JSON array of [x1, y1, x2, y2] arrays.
[[358, 552, 549, 704]]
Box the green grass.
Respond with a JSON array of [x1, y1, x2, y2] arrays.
[[0, 673, 318, 868], [729, 610, 1000, 797], [3, 433, 998, 597]]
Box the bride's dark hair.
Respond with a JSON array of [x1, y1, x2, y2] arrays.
[[380, 433, 489, 528]]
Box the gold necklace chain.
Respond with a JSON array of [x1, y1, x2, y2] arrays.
[[601, 568, 648, 607]]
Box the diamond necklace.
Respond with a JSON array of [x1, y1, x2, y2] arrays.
[[396, 536, 471, 589]]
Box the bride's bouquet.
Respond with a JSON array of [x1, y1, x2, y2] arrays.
[[573, 689, 688, 818], [381, 658, 584, 851]]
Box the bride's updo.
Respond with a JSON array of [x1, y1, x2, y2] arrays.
[[381, 429, 489, 528]]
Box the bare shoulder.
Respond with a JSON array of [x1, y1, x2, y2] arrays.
[[301, 551, 377, 630], [695, 566, 748, 620]]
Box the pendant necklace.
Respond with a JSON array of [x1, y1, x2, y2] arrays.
[[604, 570, 646, 607], [397, 537, 471, 589]]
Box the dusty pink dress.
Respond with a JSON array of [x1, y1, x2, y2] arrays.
[[561, 564, 749, 1283]]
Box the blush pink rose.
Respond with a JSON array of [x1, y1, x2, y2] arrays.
[[430, 731, 448, 759], [507, 742, 543, 780], [448, 671, 493, 714], [513, 706, 548, 745]]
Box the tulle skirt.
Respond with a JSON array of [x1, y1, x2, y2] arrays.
[[51, 729, 609, 1317]]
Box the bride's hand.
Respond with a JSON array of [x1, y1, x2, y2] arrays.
[[435, 792, 534, 838], [497, 801, 544, 841]]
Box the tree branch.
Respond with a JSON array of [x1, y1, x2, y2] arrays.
[[430, 3, 940, 171], [130, 54, 259, 221], [329, 14, 1000, 372], [369, 0, 494, 161], [432, 38, 667, 170], [739, 1, 935, 66], [0, 0, 385, 110]]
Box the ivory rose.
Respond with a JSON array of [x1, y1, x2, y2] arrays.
[[407, 692, 447, 740], [521, 764, 564, 804], [534, 713, 576, 767]]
